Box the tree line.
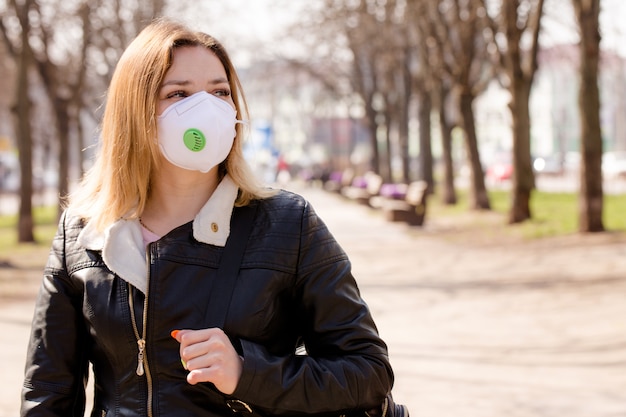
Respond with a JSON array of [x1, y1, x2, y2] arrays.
[[284, 0, 604, 231], [1, 0, 166, 242], [0, 0, 606, 244]]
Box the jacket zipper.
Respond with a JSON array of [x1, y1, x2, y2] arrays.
[[128, 247, 153, 417]]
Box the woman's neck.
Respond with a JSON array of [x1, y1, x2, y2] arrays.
[[140, 165, 221, 236]]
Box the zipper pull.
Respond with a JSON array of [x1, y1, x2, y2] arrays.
[[136, 339, 146, 376]]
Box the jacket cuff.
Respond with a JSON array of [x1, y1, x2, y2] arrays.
[[231, 338, 258, 400]]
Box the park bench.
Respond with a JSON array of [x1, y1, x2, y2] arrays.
[[370, 180, 428, 226], [323, 168, 355, 193], [340, 172, 383, 206]]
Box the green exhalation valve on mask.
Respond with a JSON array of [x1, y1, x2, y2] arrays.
[[183, 128, 206, 152]]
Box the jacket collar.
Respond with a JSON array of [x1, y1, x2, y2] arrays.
[[77, 175, 238, 294]]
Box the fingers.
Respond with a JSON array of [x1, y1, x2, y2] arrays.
[[174, 328, 229, 369], [170, 328, 243, 395]]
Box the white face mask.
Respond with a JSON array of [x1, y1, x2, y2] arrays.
[[157, 91, 239, 173]]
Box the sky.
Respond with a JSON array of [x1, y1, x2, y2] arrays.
[[169, 0, 626, 64], [167, 0, 310, 66], [598, 0, 626, 55]]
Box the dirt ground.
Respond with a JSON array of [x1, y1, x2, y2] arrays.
[[2, 184, 626, 416]]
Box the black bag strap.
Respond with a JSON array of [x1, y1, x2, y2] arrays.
[[205, 203, 257, 329]]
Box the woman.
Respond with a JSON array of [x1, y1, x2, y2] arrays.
[[21, 18, 397, 417]]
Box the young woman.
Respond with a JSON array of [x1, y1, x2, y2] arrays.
[[21, 18, 401, 417]]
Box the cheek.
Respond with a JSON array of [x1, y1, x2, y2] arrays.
[[156, 103, 168, 116]]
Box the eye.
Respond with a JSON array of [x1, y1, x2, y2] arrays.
[[166, 90, 188, 99], [212, 89, 231, 98]]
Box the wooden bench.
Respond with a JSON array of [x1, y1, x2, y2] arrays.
[[323, 168, 355, 193], [371, 180, 428, 226], [341, 172, 383, 206]]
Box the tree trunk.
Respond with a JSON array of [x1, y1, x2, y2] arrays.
[[508, 80, 535, 223], [438, 84, 457, 205], [417, 90, 434, 191], [364, 98, 382, 178], [383, 109, 394, 181], [76, 108, 87, 178], [54, 97, 71, 216], [372, 104, 393, 181], [398, 93, 410, 184], [500, 0, 544, 223], [382, 124, 392, 182], [574, 0, 604, 232], [459, 91, 490, 210], [14, 1, 35, 242]]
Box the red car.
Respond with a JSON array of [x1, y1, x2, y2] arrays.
[[486, 153, 513, 181]]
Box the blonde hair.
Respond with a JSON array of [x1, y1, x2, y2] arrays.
[[69, 18, 273, 231]]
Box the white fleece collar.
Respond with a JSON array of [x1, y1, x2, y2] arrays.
[[192, 175, 238, 246], [77, 175, 239, 294]]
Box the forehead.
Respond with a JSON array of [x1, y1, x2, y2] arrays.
[[164, 46, 227, 81]]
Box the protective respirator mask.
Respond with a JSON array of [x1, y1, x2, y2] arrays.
[[157, 91, 240, 173]]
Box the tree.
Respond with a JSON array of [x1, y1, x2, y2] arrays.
[[29, 1, 91, 216], [486, 0, 545, 223], [31, 0, 166, 216], [283, 1, 428, 184], [344, 2, 389, 179], [435, 82, 458, 205], [405, 0, 437, 192], [2, 0, 168, 231], [343, 0, 418, 183], [409, 1, 459, 204], [572, 0, 603, 232], [426, 0, 495, 209], [0, 0, 36, 242]]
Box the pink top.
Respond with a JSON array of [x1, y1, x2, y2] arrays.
[[141, 225, 161, 246]]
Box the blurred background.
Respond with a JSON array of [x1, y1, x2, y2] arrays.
[[0, 0, 625, 239], [1, 2, 626, 416]]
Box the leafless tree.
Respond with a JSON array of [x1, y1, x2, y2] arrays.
[[425, 0, 495, 209], [485, 0, 545, 223], [33, 0, 166, 207], [408, 1, 460, 204], [404, 0, 437, 192], [435, 81, 459, 205], [0, 0, 168, 242], [27, 1, 91, 215], [343, 2, 390, 179], [572, 0, 603, 232], [377, 0, 432, 186], [0, 0, 36, 242], [285, 1, 424, 184]]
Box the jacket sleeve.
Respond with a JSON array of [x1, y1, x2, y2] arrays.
[[232, 199, 394, 415], [21, 212, 89, 417]]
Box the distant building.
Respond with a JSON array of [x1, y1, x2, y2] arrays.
[[475, 44, 626, 162]]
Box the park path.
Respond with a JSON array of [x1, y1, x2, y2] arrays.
[[2, 183, 626, 416]]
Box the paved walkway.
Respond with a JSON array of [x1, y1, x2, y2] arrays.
[[2, 183, 626, 416]]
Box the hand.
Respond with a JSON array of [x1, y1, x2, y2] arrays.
[[171, 328, 243, 395]]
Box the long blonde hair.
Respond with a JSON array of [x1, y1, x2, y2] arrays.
[[69, 18, 273, 231]]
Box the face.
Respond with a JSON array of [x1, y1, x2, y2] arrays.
[[157, 46, 234, 116]]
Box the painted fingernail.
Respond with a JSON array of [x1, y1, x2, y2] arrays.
[[171, 330, 180, 339]]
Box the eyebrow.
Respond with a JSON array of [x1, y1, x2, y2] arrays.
[[161, 77, 229, 87]]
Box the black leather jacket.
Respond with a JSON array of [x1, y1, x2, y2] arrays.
[[21, 190, 393, 416]]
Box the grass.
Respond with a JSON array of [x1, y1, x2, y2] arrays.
[[1, 187, 626, 253], [0, 205, 58, 300], [0, 205, 58, 253], [427, 188, 626, 240]]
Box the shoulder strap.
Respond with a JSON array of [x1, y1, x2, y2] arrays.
[[205, 203, 257, 329]]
